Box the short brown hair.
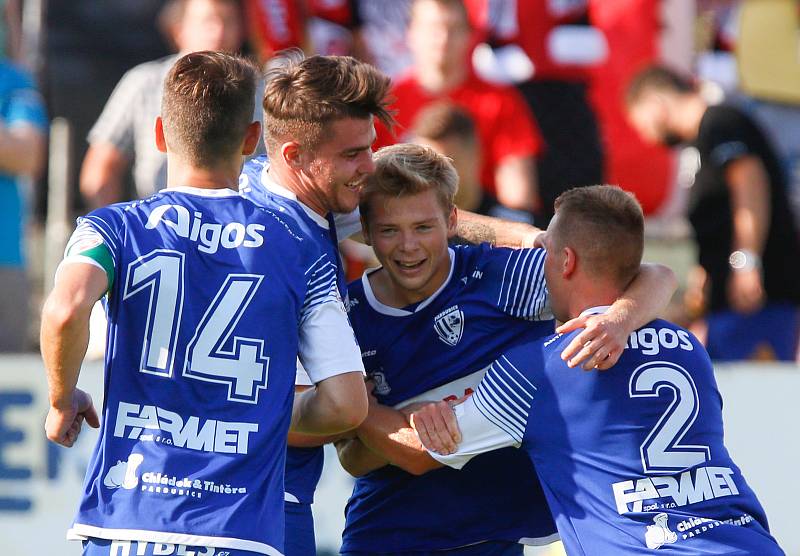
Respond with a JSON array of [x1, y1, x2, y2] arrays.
[[626, 65, 695, 107], [262, 52, 394, 153], [411, 101, 477, 145], [551, 185, 644, 288], [162, 51, 257, 166], [360, 144, 458, 225]]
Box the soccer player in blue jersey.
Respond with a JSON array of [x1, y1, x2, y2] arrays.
[[239, 53, 568, 556], [40, 51, 368, 556], [412, 186, 784, 555], [334, 144, 678, 555]]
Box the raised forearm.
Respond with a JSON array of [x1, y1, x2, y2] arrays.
[[456, 210, 542, 248]]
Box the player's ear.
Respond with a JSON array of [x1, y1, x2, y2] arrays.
[[280, 141, 303, 169], [242, 121, 261, 156], [562, 246, 577, 278], [446, 205, 458, 238], [155, 117, 167, 154]]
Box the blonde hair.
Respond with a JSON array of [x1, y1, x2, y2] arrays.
[[360, 144, 458, 224]]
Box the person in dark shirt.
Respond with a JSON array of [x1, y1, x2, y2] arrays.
[[626, 65, 800, 361]]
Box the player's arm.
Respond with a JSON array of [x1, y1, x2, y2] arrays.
[[338, 382, 462, 476], [41, 262, 106, 447], [346, 401, 444, 476], [724, 155, 770, 313], [293, 268, 369, 435], [455, 209, 544, 248], [291, 373, 368, 435], [410, 389, 519, 470], [288, 385, 358, 446], [334, 437, 389, 477], [558, 262, 678, 370], [80, 143, 129, 208]]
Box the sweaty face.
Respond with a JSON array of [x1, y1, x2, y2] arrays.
[[305, 117, 376, 214], [176, 0, 243, 53], [365, 189, 457, 305]]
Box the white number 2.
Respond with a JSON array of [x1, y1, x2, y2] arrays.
[[123, 251, 268, 404], [629, 361, 711, 474]]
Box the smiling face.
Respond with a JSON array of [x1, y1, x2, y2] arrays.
[[303, 116, 377, 214], [364, 188, 457, 306]]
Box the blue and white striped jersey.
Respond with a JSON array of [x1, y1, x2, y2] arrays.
[[342, 243, 558, 553], [433, 309, 784, 555], [60, 186, 363, 555], [239, 155, 361, 505]]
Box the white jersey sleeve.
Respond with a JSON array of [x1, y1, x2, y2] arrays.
[[299, 253, 365, 383], [427, 354, 535, 469], [333, 209, 362, 240]]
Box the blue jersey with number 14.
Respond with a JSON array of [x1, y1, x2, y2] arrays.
[[64, 187, 356, 555]]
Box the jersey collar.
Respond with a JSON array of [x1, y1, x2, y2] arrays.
[[361, 248, 456, 316], [167, 185, 239, 197], [578, 305, 612, 317], [259, 162, 330, 229]]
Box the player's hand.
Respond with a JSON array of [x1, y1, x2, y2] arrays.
[[557, 313, 627, 370], [45, 389, 100, 447], [409, 401, 461, 455], [727, 268, 765, 314]]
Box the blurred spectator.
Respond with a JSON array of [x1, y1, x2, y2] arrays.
[[80, 0, 257, 208], [245, 0, 358, 60], [375, 0, 543, 216], [626, 65, 800, 361], [411, 101, 532, 223], [466, 0, 606, 225], [0, 56, 48, 351]]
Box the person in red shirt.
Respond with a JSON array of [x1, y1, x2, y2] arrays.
[[376, 0, 543, 217]]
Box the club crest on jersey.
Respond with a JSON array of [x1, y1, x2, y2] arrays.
[[434, 305, 464, 346]]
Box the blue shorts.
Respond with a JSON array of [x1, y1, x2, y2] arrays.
[[706, 303, 800, 361], [284, 501, 316, 556], [82, 538, 264, 556], [341, 540, 523, 556]]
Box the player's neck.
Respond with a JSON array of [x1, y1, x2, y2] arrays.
[[267, 163, 327, 216], [166, 157, 242, 192], [565, 280, 623, 322]]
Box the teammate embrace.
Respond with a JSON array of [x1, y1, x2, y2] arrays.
[[41, 50, 784, 556]]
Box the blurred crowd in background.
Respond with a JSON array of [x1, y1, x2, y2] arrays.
[[1, 0, 799, 362]]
